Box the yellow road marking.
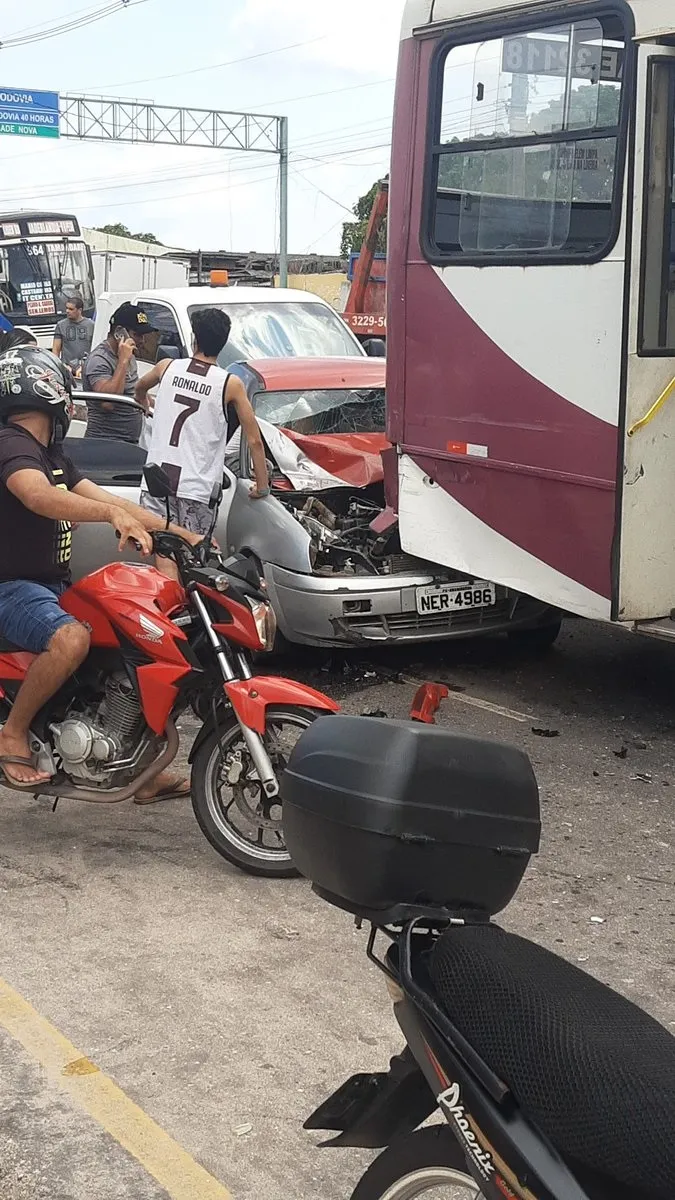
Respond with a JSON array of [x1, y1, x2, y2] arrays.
[[0, 977, 234, 1200]]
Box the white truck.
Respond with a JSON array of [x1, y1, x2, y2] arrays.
[[71, 284, 368, 437], [91, 251, 188, 297], [90, 284, 367, 375]]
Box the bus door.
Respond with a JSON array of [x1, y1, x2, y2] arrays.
[[618, 41, 675, 621]]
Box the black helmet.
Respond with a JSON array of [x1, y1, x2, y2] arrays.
[[0, 343, 73, 439]]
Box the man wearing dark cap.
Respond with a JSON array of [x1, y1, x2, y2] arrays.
[[82, 303, 156, 443]]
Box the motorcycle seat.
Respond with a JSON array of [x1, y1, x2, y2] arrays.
[[431, 923, 675, 1200], [0, 635, 27, 655]]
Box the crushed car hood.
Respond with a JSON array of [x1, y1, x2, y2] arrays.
[[282, 430, 389, 488], [230, 419, 390, 491]]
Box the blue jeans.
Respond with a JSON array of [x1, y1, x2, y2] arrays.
[[0, 580, 76, 654]]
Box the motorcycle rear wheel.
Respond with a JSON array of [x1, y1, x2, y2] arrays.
[[190, 705, 321, 879], [350, 1127, 482, 1200]]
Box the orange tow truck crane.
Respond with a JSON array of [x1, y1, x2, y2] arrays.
[[342, 180, 388, 351]]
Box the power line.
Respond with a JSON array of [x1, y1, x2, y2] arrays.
[[301, 216, 346, 254], [0, 0, 149, 48], [4, 0, 115, 39], [39, 143, 390, 213], [0, 139, 391, 207], [249, 77, 394, 111], [0, 144, 387, 213], [0, 112, 394, 202], [290, 165, 355, 215], [89, 34, 329, 92]]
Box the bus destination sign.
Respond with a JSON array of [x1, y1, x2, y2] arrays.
[[0, 214, 80, 241], [501, 37, 623, 83], [0, 88, 60, 139]]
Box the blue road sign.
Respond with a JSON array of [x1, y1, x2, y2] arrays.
[[0, 87, 60, 139]]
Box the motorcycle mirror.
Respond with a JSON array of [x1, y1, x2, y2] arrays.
[[143, 463, 173, 499]]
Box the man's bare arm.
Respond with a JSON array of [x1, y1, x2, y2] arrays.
[[90, 338, 135, 409], [52, 336, 63, 358], [6, 469, 153, 553], [74, 478, 202, 545], [227, 376, 269, 496], [134, 358, 171, 411]]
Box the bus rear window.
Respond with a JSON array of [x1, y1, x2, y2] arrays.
[[425, 11, 628, 263]]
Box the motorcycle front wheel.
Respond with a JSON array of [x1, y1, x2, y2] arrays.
[[350, 1127, 482, 1200], [190, 705, 321, 879]]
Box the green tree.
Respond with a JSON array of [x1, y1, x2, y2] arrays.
[[134, 231, 163, 245], [340, 179, 388, 258], [437, 84, 620, 204], [95, 223, 163, 245], [531, 82, 620, 136]]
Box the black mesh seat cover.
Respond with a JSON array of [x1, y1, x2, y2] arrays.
[[430, 924, 675, 1198]]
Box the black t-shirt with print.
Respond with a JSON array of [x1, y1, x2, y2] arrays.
[[0, 426, 83, 583]]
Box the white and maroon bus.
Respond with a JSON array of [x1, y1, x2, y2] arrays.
[[389, 0, 675, 637]]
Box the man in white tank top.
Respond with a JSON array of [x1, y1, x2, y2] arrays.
[[136, 307, 269, 578]]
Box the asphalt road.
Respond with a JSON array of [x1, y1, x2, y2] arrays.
[[0, 617, 673, 1199]]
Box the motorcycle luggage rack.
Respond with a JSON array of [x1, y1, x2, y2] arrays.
[[365, 920, 511, 1108]]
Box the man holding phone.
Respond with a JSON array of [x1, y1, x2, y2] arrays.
[[82, 302, 156, 443]]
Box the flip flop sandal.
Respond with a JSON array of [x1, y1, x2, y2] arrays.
[[133, 779, 191, 806], [0, 754, 52, 791]]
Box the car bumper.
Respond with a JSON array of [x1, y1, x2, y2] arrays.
[[263, 563, 555, 646]]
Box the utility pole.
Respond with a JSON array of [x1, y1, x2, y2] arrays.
[[278, 115, 289, 288]]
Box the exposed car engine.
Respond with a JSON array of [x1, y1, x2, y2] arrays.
[[279, 487, 437, 578], [50, 672, 153, 785]]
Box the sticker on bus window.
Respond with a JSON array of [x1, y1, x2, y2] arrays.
[[26, 298, 56, 316]]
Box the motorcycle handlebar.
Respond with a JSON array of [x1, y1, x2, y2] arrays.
[[114, 529, 222, 570], [151, 529, 200, 567]]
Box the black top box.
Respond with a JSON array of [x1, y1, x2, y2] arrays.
[[282, 715, 540, 923]]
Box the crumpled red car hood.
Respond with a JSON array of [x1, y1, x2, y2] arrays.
[[281, 431, 390, 488]]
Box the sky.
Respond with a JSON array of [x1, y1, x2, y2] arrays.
[[0, 0, 406, 255]]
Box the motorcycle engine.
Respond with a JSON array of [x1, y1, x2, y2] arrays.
[[51, 672, 145, 785]]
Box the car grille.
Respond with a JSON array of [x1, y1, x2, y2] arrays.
[[341, 594, 547, 640], [380, 553, 442, 574]]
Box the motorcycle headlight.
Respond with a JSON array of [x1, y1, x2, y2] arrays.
[[247, 597, 277, 651]]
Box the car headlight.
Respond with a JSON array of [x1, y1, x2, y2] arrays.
[[247, 597, 277, 651]]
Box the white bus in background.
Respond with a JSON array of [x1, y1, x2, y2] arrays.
[[0, 213, 190, 346], [388, 0, 675, 641], [0, 211, 95, 344]]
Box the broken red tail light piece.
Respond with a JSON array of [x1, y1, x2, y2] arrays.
[[409, 682, 449, 725]]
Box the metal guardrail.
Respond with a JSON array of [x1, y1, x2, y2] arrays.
[[73, 391, 145, 414], [627, 376, 675, 437]]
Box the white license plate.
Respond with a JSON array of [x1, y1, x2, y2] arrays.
[[416, 581, 497, 615]]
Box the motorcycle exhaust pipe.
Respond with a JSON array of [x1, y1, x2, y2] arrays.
[[36, 718, 180, 805]]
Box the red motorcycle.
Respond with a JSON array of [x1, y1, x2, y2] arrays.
[[0, 468, 338, 878]]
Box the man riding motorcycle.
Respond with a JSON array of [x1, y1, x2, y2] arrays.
[[0, 337, 200, 796]]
